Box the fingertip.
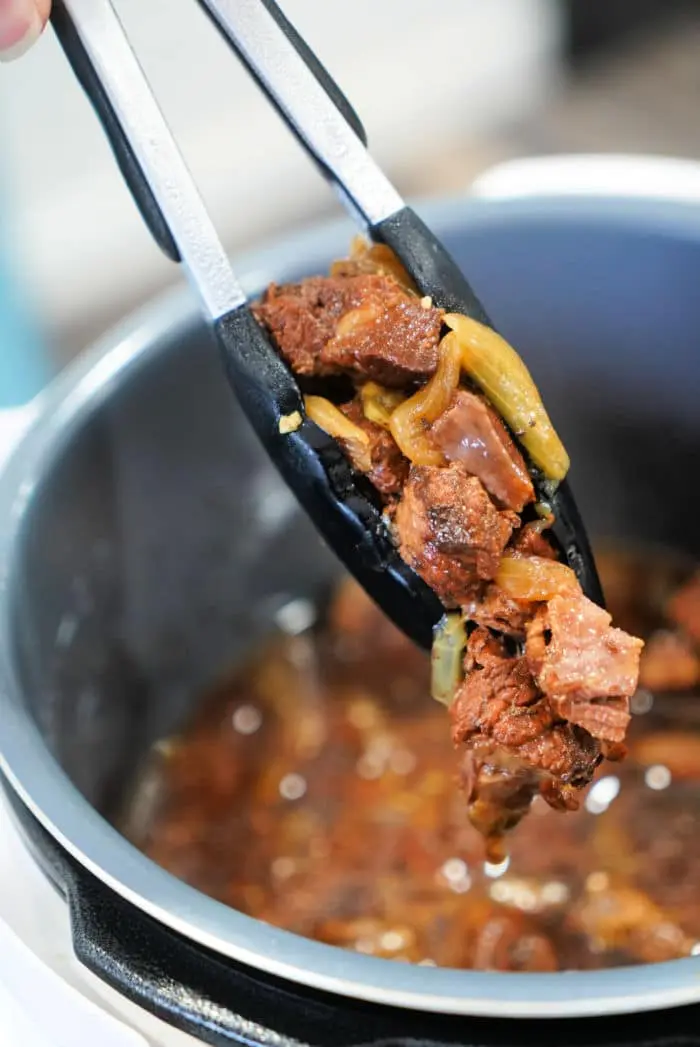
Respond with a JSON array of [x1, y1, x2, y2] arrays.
[[0, 2, 43, 62]]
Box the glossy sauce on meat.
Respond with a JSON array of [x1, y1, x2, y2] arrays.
[[123, 548, 700, 972]]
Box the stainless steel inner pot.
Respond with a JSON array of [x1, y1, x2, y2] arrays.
[[2, 192, 700, 1019]]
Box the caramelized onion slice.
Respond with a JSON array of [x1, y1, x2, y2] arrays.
[[444, 313, 570, 483], [360, 382, 405, 430], [304, 395, 372, 472], [495, 555, 580, 602], [389, 332, 462, 465], [431, 612, 467, 707], [330, 235, 418, 294]]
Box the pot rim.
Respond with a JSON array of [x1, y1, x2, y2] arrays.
[[3, 183, 700, 1018]]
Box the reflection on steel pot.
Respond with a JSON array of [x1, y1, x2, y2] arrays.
[[2, 180, 700, 1044]]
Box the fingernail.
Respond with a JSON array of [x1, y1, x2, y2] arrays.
[[0, 0, 42, 62]]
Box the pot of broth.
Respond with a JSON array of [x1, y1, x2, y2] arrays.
[[2, 175, 700, 1044]]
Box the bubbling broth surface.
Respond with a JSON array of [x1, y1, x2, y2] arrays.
[[122, 548, 700, 971]]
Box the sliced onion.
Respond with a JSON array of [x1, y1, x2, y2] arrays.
[[330, 235, 418, 294], [304, 395, 372, 472], [431, 612, 467, 708], [360, 382, 405, 430], [495, 555, 580, 602], [444, 313, 570, 483], [389, 332, 462, 465]]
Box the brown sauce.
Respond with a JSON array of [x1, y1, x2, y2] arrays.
[[122, 548, 700, 972]]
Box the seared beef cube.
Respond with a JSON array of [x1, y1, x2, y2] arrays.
[[254, 277, 349, 376], [393, 464, 517, 607], [431, 389, 534, 512], [339, 399, 408, 497], [322, 280, 443, 385], [668, 571, 700, 646], [255, 274, 443, 385], [526, 593, 643, 743]]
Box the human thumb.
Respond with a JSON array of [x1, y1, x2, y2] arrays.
[[0, 0, 50, 62]]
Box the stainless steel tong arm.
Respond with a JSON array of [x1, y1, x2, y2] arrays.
[[196, 0, 405, 226], [53, 0, 246, 321]]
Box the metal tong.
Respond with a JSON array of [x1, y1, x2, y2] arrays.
[[49, 0, 603, 651]]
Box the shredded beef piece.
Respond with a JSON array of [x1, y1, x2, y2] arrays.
[[526, 593, 643, 744], [255, 274, 443, 386], [337, 399, 408, 498], [452, 629, 601, 854], [639, 629, 700, 692], [451, 629, 543, 747], [393, 465, 517, 607], [667, 571, 700, 646], [464, 584, 531, 637], [453, 630, 600, 782], [431, 389, 535, 512]]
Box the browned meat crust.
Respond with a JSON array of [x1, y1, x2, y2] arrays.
[[393, 465, 517, 606], [254, 274, 443, 386]]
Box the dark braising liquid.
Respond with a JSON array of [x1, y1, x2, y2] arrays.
[[121, 548, 700, 971]]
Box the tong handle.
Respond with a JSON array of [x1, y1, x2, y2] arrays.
[[234, 0, 367, 146], [51, 0, 179, 263], [49, 0, 245, 322]]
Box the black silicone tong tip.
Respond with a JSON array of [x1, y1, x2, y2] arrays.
[[373, 206, 605, 609], [215, 307, 443, 650], [50, 1, 180, 263]]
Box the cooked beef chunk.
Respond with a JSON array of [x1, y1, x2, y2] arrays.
[[667, 571, 700, 646], [459, 752, 540, 858], [431, 389, 535, 512], [338, 399, 408, 498], [465, 583, 530, 637], [526, 593, 643, 744], [452, 629, 601, 852], [254, 277, 347, 376], [451, 629, 543, 746], [639, 630, 700, 692], [393, 464, 517, 606], [255, 274, 443, 386]]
